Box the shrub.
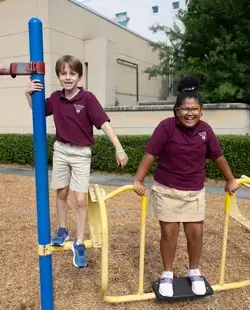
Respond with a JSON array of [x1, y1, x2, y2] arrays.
[[0, 134, 249, 180]]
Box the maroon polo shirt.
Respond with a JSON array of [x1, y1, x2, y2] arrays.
[[145, 117, 223, 191], [45, 88, 110, 146]]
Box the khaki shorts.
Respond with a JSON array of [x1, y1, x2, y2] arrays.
[[51, 141, 91, 193], [148, 181, 205, 222]]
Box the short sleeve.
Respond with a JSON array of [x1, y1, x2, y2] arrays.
[[87, 92, 110, 129], [45, 96, 53, 116], [145, 121, 169, 157], [206, 125, 223, 160]]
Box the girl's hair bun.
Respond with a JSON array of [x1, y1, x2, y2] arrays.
[[177, 76, 200, 92]]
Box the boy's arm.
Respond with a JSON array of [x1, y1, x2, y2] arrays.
[[25, 92, 32, 109], [101, 121, 128, 167], [25, 78, 43, 109], [25, 78, 53, 116], [213, 156, 238, 194]]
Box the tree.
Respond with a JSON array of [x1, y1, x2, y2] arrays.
[[146, 0, 250, 103]]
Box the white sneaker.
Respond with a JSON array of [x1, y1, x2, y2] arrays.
[[188, 269, 206, 295], [159, 271, 174, 297]]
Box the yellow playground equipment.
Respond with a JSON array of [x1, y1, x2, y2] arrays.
[[230, 175, 250, 233], [50, 177, 250, 303]]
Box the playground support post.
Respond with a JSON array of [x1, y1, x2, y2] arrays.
[[28, 17, 54, 310]]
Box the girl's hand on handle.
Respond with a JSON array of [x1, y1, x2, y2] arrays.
[[225, 178, 238, 195], [25, 77, 43, 95], [134, 180, 146, 196]]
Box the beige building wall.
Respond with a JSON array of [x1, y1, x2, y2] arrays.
[[0, 0, 166, 134], [0, 0, 249, 137], [47, 0, 166, 107], [101, 104, 250, 135], [0, 0, 51, 133]]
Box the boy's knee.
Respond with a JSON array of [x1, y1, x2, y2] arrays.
[[75, 193, 88, 208], [57, 186, 69, 200]]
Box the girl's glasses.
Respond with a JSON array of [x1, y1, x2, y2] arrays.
[[177, 107, 201, 114]]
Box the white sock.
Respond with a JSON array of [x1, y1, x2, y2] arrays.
[[188, 269, 206, 295], [159, 271, 174, 297]]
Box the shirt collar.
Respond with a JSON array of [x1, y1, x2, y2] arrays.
[[60, 87, 84, 102]]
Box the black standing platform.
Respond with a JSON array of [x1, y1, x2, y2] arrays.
[[152, 277, 213, 302]]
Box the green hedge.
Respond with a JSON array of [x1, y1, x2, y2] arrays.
[[0, 134, 249, 180]]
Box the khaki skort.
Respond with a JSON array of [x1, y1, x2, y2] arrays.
[[148, 181, 205, 222], [51, 141, 91, 193]]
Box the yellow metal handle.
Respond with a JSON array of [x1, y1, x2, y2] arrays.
[[223, 178, 250, 213], [238, 177, 250, 185], [103, 184, 147, 295], [219, 177, 250, 286], [104, 185, 136, 201], [98, 184, 148, 301]]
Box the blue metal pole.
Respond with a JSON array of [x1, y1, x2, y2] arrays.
[[28, 18, 54, 310]]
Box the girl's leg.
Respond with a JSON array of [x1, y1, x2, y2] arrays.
[[160, 221, 180, 271], [159, 221, 180, 297], [184, 222, 206, 295], [184, 222, 203, 269]]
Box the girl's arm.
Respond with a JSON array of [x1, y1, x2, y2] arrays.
[[206, 126, 238, 195], [101, 121, 128, 167], [134, 153, 155, 196], [213, 156, 238, 194]]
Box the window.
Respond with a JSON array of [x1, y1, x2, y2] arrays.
[[115, 12, 130, 28], [152, 5, 159, 14], [172, 1, 179, 9], [116, 12, 127, 22]]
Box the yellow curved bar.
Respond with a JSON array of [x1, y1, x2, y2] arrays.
[[138, 195, 147, 295], [96, 184, 150, 302], [237, 177, 250, 186], [230, 176, 250, 232], [94, 184, 109, 297], [103, 292, 155, 303], [212, 280, 250, 292], [218, 177, 250, 287], [98, 179, 250, 303], [103, 185, 134, 201], [219, 192, 231, 285]]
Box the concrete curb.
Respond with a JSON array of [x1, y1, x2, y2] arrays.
[[0, 166, 250, 199]]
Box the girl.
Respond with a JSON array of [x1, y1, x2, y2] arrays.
[[134, 76, 238, 297]]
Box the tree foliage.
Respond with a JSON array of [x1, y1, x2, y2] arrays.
[[146, 0, 250, 103]]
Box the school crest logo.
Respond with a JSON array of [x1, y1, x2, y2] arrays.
[[198, 131, 207, 140], [74, 104, 84, 114]]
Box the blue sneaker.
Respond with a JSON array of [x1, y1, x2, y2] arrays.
[[51, 227, 69, 246], [72, 241, 87, 268]]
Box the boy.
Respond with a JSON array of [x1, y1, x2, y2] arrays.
[[25, 55, 128, 268]]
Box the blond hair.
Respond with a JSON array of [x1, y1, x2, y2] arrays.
[[55, 55, 83, 77]]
